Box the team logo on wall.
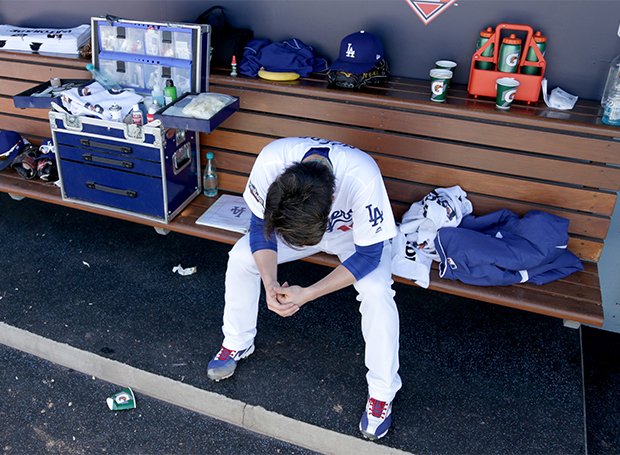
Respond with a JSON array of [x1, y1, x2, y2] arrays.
[[404, 0, 457, 25]]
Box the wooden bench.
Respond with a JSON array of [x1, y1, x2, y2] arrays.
[[1, 50, 618, 328]]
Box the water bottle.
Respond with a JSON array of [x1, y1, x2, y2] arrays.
[[151, 84, 165, 107], [85, 63, 123, 92], [497, 34, 522, 73], [475, 27, 495, 70], [602, 89, 620, 127], [601, 53, 620, 107], [203, 151, 218, 197], [521, 31, 547, 75]]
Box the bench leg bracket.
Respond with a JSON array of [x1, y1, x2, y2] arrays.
[[8, 193, 25, 201], [154, 227, 170, 236], [563, 320, 581, 330]]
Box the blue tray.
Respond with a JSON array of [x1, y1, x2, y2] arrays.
[[13, 79, 89, 109], [154, 92, 239, 133]]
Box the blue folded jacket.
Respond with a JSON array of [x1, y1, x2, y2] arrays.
[[434, 209, 584, 286], [239, 38, 328, 77]]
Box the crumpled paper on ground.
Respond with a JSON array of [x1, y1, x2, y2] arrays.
[[172, 264, 197, 276]]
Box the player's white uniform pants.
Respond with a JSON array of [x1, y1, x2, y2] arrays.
[[221, 232, 402, 402]]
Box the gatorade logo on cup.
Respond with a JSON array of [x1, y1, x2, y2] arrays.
[[432, 80, 445, 95], [115, 392, 131, 404], [503, 89, 517, 103], [505, 52, 519, 67]]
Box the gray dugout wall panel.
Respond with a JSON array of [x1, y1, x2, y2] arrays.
[[1, 0, 619, 100]]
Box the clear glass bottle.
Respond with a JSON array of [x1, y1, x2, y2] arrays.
[[203, 151, 218, 197], [85, 63, 123, 92], [602, 88, 620, 126], [601, 53, 620, 107]]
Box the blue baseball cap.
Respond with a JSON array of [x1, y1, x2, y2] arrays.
[[330, 30, 384, 73], [0, 131, 24, 171]]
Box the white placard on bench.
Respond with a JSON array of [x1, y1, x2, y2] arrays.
[[196, 194, 251, 234]]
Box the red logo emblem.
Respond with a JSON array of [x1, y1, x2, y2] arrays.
[[404, 0, 457, 25]]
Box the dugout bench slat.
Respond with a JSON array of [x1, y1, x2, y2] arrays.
[[0, 173, 605, 328]]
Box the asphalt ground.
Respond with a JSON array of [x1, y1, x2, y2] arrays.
[[0, 343, 316, 455], [1, 194, 618, 454]]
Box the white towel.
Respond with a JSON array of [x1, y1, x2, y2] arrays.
[[391, 185, 473, 287], [61, 82, 143, 122], [0, 24, 90, 55]]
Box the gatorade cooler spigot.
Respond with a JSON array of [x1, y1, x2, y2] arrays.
[[498, 34, 522, 73], [475, 27, 495, 70], [521, 31, 547, 75]]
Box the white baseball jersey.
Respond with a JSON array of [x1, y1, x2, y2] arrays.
[[243, 137, 397, 247]]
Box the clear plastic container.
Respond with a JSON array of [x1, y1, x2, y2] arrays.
[[144, 27, 161, 56], [172, 66, 192, 95], [601, 53, 620, 107], [99, 25, 118, 52], [173, 31, 192, 60], [97, 59, 125, 85], [144, 28, 190, 58], [159, 30, 175, 58], [121, 27, 145, 54], [99, 59, 144, 89], [99, 25, 144, 54], [143, 63, 167, 91]]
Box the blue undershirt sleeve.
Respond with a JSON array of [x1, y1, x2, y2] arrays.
[[342, 241, 384, 281], [249, 213, 277, 253]]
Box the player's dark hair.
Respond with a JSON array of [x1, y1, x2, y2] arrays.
[[264, 161, 335, 247]]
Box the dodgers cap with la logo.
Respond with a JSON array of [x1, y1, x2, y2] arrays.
[[330, 30, 385, 73]]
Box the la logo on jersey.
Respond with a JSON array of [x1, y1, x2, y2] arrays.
[[366, 204, 384, 227], [346, 43, 355, 58], [403, 0, 457, 25]]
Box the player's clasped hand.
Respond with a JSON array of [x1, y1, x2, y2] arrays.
[[274, 282, 311, 308], [266, 281, 299, 317]]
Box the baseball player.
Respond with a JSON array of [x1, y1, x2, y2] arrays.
[[207, 137, 401, 440]]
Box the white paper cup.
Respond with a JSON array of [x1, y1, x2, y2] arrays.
[[106, 387, 136, 411], [429, 69, 453, 102], [495, 77, 520, 109], [435, 60, 457, 71]]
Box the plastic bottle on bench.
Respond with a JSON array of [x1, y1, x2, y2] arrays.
[[151, 84, 165, 107], [164, 79, 178, 105], [475, 27, 495, 70], [601, 53, 620, 107], [521, 31, 547, 75], [202, 151, 218, 197], [85, 63, 123, 92], [602, 88, 620, 126], [146, 100, 160, 124], [131, 104, 143, 126], [497, 34, 522, 73]]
